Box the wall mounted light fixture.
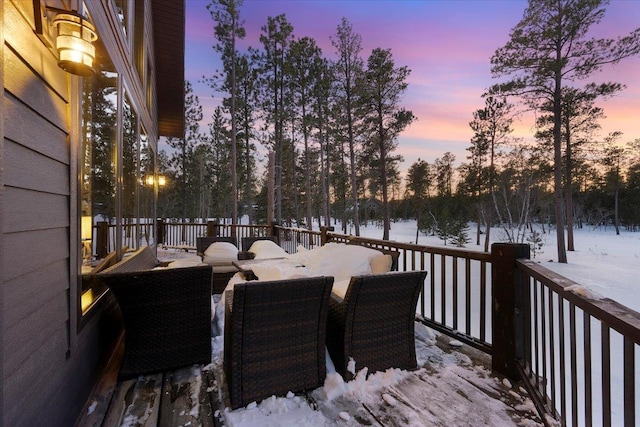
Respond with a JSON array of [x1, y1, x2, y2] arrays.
[[33, 1, 99, 76], [51, 9, 98, 76], [145, 175, 167, 187]]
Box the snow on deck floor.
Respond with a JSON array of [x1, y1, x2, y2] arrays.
[[211, 324, 544, 427], [158, 246, 543, 427], [152, 246, 545, 427]]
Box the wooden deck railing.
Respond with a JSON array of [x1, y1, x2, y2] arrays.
[[500, 246, 639, 427], [92, 220, 639, 426]]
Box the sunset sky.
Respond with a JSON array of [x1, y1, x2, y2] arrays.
[[181, 0, 640, 174]]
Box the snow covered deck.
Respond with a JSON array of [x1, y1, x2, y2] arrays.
[[76, 327, 543, 426]]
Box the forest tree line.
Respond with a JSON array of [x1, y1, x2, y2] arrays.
[[156, 0, 640, 261]]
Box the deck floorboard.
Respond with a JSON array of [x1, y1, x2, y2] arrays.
[[77, 336, 544, 426]]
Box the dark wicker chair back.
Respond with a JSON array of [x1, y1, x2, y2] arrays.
[[98, 264, 213, 379], [326, 270, 427, 380], [196, 236, 238, 256], [224, 276, 334, 409], [241, 235, 279, 252]]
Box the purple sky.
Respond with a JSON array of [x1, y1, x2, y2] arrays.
[[183, 0, 640, 173]]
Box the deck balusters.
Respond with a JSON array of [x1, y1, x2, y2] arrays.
[[465, 258, 472, 336], [452, 256, 458, 331], [623, 337, 635, 427], [549, 289, 557, 416], [441, 255, 446, 325], [569, 305, 578, 426], [480, 261, 487, 343], [602, 325, 611, 427], [584, 311, 592, 427]]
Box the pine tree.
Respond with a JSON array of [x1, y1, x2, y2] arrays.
[[256, 14, 294, 224], [207, 0, 245, 223], [165, 81, 203, 223], [359, 48, 415, 240], [491, 0, 640, 263], [468, 96, 514, 251], [331, 18, 364, 236]]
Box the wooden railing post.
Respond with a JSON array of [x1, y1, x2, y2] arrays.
[[207, 220, 219, 237], [491, 242, 530, 380], [156, 218, 164, 245], [320, 226, 334, 245], [96, 221, 109, 259]]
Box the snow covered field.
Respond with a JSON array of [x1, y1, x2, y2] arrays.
[[354, 220, 640, 314]]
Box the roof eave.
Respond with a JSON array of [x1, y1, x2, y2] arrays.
[[153, 0, 185, 138]]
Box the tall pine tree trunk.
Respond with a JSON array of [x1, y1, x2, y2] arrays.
[[565, 120, 574, 251], [230, 13, 238, 225], [553, 70, 567, 263]]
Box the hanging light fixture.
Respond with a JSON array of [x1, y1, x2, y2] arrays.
[[51, 10, 98, 76]]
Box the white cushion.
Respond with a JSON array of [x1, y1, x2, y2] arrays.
[[370, 254, 392, 274], [287, 243, 377, 281], [331, 279, 352, 299], [203, 242, 238, 265], [166, 259, 207, 269], [249, 240, 288, 259]]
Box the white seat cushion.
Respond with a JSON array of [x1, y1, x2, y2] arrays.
[[249, 239, 288, 259], [203, 241, 238, 266], [370, 254, 393, 274]]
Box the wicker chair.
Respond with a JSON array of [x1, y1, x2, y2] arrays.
[[196, 236, 243, 293], [241, 235, 279, 252], [224, 276, 334, 409], [97, 253, 213, 379], [326, 270, 428, 380]]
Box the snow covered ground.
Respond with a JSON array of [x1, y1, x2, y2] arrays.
[[156, 220, 638, 426], [352, 220, 640, 314]]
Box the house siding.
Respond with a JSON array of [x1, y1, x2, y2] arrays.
[[1, 1, 183, 425], [0, 0, 5, 423], [0, 2, 102, 426]]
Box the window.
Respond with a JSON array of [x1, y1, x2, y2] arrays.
[[121, 94, 139, 249], [80, 35, 118, 314], [113, 0, 128, 40], [133, 0, 145, 82], [140, 130, 157, 247], [79, 0, 158, 321]]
